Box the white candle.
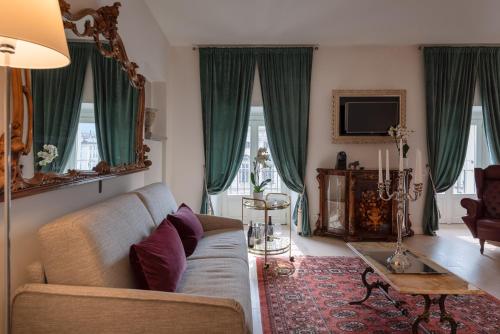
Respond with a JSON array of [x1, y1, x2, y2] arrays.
[[415, 149, 422, 183], [385, 149, 390, 181], [378, 150, 383, 183], [399, 139, 404, 171]]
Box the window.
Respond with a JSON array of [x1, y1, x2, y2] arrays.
[[452, 107, 490, 195], [228, 107, 284, 195], [64, 103, 101, 172]]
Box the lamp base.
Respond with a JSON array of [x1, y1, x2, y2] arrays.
[[387, 251, 411, 273]]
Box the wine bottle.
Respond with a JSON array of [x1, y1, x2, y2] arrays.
[[247, 221, 255, 248], [267, 216, 274, 240]]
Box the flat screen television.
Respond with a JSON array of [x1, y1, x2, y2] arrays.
[[344, 101, 400, 134], [332, 90, 406, 143]]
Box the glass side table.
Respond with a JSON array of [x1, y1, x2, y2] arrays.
[[242, 193, 294, 269]]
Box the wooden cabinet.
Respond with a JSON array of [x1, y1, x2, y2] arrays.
[[314, 168, 413, 241]]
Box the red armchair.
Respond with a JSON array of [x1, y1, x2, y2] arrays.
[[461, 166, 500, 254]]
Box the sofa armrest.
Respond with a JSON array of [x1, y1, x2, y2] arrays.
[[12, 284, 246, 334], [196, 214, 243, 232], [460, 198, 483, 238], [460, 198, 483, 219]]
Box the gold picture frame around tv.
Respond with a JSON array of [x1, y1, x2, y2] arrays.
[[331, 89, 406, 144]]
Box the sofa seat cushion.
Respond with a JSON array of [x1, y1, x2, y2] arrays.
[[477, 218, 500, 239], [176, 258, 252, 333], [188, 228, 248, 263]]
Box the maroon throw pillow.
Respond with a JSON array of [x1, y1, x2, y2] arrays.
[[130, 220, 187, 292], [167, 203, 204, 256]]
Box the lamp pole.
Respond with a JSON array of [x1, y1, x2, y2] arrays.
[[1, 51, 12, 334]]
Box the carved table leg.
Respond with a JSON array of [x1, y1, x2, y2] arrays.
[[412, 294, 431, 334], [350, 267, 383, 305], [438, 295, 458, 334]]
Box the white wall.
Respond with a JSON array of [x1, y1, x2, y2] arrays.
[[166, 45, 427, 234], [0, 0, 171, 328]]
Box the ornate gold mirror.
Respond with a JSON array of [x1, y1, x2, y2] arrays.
[[0, 0, 151, 199]]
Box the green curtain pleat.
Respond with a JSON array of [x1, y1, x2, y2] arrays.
[[199, 48, 256, 214], [423, 47, 479, 235], [91, 48, 139, 166], [478, 47, 500, 163], [32, 42, 92, 172], [257, 47, 313, 236]]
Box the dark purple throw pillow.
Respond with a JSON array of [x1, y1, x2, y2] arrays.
[[167, 203, 204, 256], [130, 219, 187, 292]]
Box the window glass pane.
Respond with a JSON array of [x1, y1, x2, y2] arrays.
[[228, 107, 284, 195], [76, 123, 100, 170], [258, 125, 282, 193], [64, 103, 101, 172], [453, 125, 476, 195], [228, 127, 251, 195]]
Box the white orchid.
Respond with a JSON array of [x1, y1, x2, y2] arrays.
[[388, 125, 414, 141], [251, 147, 272, 193], [255, 147, 270, 168], [388, 125, 414, 159], [37, 144, 59, 167]]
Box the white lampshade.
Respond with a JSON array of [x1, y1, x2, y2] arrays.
[[0, 0, 70, 69]]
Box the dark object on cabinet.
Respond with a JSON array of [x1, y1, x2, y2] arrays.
[[314, 168, 413, 241], [461, 166, 500, 254], [335, 152, 347, 170]]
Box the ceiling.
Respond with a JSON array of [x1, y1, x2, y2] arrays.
[[144, 0, 500, 47]]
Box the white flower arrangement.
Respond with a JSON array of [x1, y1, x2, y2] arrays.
[[251, 147, 272, 193], [37, 144, 59, 167], [388, 125, 414, 158]]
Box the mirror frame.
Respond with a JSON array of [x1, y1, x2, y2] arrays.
[[1, 0, 151, 200]]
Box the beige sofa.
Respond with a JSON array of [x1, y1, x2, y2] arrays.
[[12, 183, 252, 334]]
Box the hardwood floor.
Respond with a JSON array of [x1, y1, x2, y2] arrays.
[[248, 224, 500, 334]]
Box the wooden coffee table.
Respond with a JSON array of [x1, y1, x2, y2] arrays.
[[347, 242, 484, 334]]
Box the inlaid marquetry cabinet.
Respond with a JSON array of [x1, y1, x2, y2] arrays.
[[314, 168, 413, 241]]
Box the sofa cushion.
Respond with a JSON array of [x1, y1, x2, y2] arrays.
[[130, 220, 187, 292], [188, 228, 248, 263], [39, 194, 156, 289], [176, 258, 252, 333], [167, 204, 204, 256], [477, 218, 500, 239], [134, 183, 178, 226]]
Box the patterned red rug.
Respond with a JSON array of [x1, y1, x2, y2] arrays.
[[257, 256, 500, 334]]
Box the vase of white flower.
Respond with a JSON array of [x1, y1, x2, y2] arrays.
[[388, 125, 414, 159], [37, 144, 59, 168], [251, 147, 271, 199]]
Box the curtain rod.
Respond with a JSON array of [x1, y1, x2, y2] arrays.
[[418, 43, 500, 50], [192, 44, 319, 50]]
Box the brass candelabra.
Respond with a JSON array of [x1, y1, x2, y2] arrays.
[[378, 169, 423, 272]]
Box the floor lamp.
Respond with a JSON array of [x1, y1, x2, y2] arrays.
[[0, 1, 70, 332]]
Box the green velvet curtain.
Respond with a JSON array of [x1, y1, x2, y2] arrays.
[[257, 47, 313, 236], [32, 42, 92, 172], [199, 48, 256, 214], [479, 47, 500, 163], [91, 48, 139, 166], [423, 47, 479, 235]]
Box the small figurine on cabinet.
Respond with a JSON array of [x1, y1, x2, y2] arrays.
[[335, 151, 347, 170], [348, 161, 360, 170]]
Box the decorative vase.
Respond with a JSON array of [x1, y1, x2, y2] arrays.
[[403, 157, 410, 170], [253, 192, 264, 200], [145, 107, 158, 139]]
